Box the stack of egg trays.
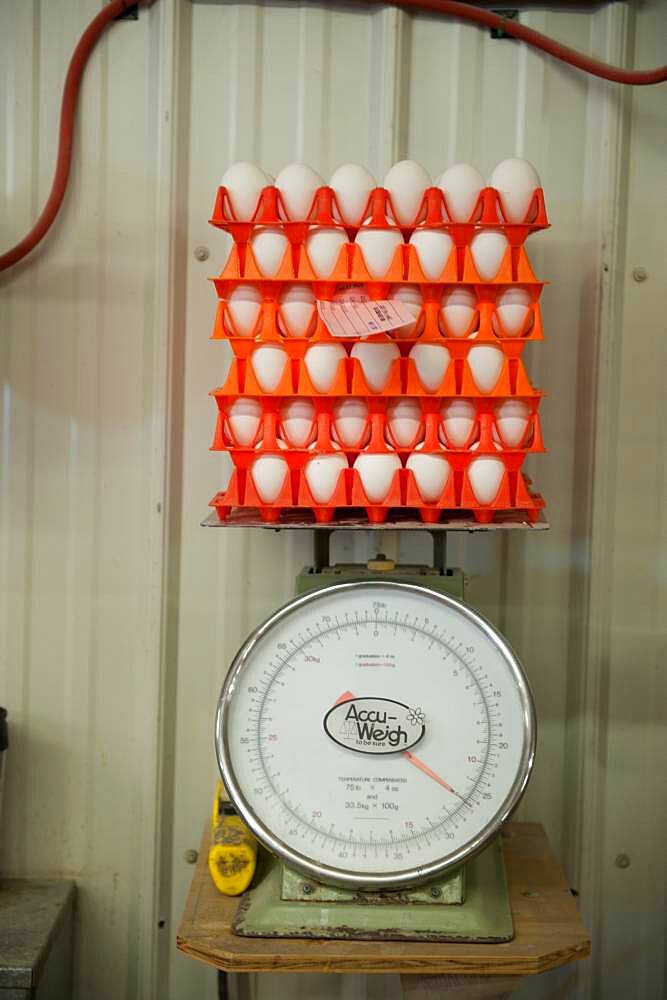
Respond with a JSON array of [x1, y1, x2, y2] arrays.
[[208, 182, 548, 525]]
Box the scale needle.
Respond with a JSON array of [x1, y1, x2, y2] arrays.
[[333, 691, 466, 802]]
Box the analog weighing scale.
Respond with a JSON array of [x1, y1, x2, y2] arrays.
[[212, 524, 539, 944]]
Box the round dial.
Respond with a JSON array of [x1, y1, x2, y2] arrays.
[[216, 581, 535, 889]]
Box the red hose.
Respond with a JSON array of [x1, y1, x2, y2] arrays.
[[1, 0, 665, 275], [382, 0, 667, 86], [0, 0, 141, 274]]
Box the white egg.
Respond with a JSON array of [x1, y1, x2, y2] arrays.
[[440, 286, 478, 338], [305, 227, 348, 278], [355, 228, 404, 279], [437, 163, 485, 222], [250, 227, 290, 277], [275, 163, 324, 221], [353, 452, 402, 503], [388, 284, 423, 339], [277, 284, 316, 338], [219, 162, 271, 221], [332, 398, 370, 448], [409, 343, 451, 393], [409, 229, 454, 280], [439, 400, 477, 448], [386, 399, 423, 448], [489, 158, 541, 223], [250, 343, 289, 392], [407, 452, 451, 502], [250, 454, 289, 503], [304, 452, 348, 504], [351, 341, 400, 392], [494, 399, 530, 447], [223, 283, 263, 337], [492, 286, 533, 337], [468, 456, 505, 505], [467, 345, 504, 393], [279, 399, 316, 448], [224, 397, 263, 447], [383, 160, 432, 227], [304, 342, 347, 393], [470, 231, 509, 281], [329, 163, 377, 226]]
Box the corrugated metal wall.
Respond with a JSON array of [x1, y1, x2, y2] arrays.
[[1, 2, 665, 999], [0, 2, 174, 996]]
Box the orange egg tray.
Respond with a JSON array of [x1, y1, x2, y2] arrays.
[[212, 294, 543, 354], [210, 467, 544, 526], [213, 237, 542, 287], [209, 184, 549, 245], [211, 398, 545, 456], [212, 348, 540, 399]]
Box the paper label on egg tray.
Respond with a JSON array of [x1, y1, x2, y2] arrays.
[[317, 297, 414, 339]]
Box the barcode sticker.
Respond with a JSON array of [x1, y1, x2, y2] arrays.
[[317, 297, 415, 338]]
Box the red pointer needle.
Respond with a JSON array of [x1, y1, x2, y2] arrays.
[[333, 691, 467, 802]]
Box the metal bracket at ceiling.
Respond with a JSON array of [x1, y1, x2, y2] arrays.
[[490, 9, 519, 39], [115, 3, 138, 19]]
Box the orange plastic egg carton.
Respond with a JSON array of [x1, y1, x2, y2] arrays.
[[211, 345, 541, 399], [209, 184, 549, 245], [211, 396, 545, 457], [211, 283, 544, 349], [209, 466, 544, 526], [214, 234, 542, 288]]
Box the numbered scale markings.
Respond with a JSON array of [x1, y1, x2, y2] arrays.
[[216, 581, 535, 890]]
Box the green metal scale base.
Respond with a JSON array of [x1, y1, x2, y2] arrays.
[[234, 839, 512, 943], [233, 533, 514, 944]]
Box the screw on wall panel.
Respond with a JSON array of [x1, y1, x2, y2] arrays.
[[490, 10, 519, 39], [301, 882, 314, 895], [632, 266, 648, 282], [429, 885, 442, 899], [615, 853, 631, 869], [522, 889, 539, 898], [194, 246, 210, 262], [184, 849, 198, 864]]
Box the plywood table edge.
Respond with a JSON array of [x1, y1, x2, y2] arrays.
[[176, 822, 591, 977]]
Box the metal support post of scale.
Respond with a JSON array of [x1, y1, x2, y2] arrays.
[[312, 529, 447, 575]]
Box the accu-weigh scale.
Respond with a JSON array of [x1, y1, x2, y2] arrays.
[[211, 527, 538, 943]]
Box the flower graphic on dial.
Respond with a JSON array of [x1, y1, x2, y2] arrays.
[[407, 706, 426, 727]]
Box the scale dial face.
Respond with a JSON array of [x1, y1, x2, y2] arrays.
[[216, 581, 535, 889]]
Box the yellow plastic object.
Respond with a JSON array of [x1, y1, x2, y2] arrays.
[[208, 782, 258, 896]]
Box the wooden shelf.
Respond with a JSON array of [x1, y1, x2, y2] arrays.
[[177, 822, 590, 977]]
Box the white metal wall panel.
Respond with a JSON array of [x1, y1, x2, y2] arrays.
[[0, 1, 174, 997], [1, 2, 665, 999]]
